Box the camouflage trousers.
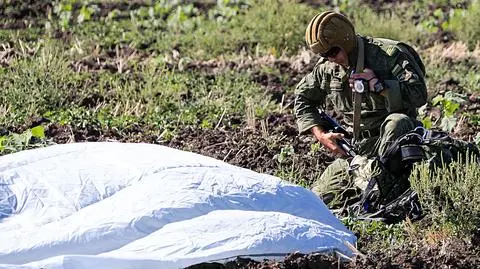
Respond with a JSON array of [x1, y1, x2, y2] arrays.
[[311, 113, 417, 208]]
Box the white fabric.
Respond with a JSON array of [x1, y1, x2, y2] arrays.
[[0, 142, 356, 269]]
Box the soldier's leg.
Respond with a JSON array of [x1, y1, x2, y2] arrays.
[[311, 158, 361, 208], [374, 113, 417, 156], [311, 114, 416, 207], [371, 113, 417, 202], [343, 114, 417, 207]]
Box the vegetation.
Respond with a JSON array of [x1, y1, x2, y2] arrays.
[[411, 156, 480, 238], [2, 0, 480, 266]]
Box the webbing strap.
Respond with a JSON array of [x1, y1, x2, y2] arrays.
[[353, 36, 364, 142]]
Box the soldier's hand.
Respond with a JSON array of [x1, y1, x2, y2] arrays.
[[349, 68, 379, 92], [317, 132, 347, 157]]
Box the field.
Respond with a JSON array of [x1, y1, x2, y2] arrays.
[[2, 0, 480, 267]]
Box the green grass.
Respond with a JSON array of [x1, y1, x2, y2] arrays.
[[348, 5, 428, 44], [2, 42, 275, 134], [410, 156, 480, 238], [447, 0, 480, 49]]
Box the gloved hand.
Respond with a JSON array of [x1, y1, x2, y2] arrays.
[[349, 68, 383, 93]]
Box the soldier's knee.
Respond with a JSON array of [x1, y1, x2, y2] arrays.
[[311, 158, 350, 196], [383, 113, 415, 135], [384, 113, 411, 128]]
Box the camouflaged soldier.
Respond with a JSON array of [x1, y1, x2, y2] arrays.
[[294, 11, 428, 207]]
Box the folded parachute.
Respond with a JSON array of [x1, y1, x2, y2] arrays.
[[0, 142, 356, 269]]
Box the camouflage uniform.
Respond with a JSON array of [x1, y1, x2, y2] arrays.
[[294, 35, 427, 207]]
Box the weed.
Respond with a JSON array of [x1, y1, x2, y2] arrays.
[[348, 6, 427, 44], [0, 126, 52, 156], [422, 91, 467, 131], [410, 156, 480, 238], [342, 217, 407, 249]]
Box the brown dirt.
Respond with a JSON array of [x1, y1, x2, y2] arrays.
[[186, 237, 480, 268], [0, 0, 52, 30], [167, 113, 332, 178]]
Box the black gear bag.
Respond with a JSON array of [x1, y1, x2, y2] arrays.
[[349, 127, 480, 223]]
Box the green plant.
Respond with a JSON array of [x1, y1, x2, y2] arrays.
[[422, 91, 467, 131], [0, 126, 51, 156], [274, 144, 295, 164], [342, 217, 407, 249], [349, 6, 426, 44], [274, 156, 311, 189], [309, 142, 321, 155], [410, 156, 480, 237], [208, 0, 250, 22], [53, 1, 73, 30]]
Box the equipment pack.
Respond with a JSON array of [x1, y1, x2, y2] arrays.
[[349, 127, 480, 223]]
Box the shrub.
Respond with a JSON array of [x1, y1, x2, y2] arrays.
[[410, 156, 480, 237]]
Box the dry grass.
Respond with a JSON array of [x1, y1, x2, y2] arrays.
[[424, 41, 480, 64], [245, 97, 256, 130], [424, 226, 455, 247], [0, 105, 10, 118]]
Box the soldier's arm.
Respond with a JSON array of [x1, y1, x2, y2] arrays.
[[382, 51, 427, 112], [294, 67, 347, 156], [293, 67, 329, 135]]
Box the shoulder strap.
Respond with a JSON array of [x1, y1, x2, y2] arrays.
[[353, 36, 364, 142], [355, 36, 365, 72], [374, 38, 426, 79]]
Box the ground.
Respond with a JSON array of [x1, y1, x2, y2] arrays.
[[35, 48, 480, 268], [2, 0, 480, 268]]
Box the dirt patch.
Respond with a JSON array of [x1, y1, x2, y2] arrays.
[[167, 113, 332, 178], [0, 0, 52, 30], [186, 237, 480, 268], [361, 238, 480, 269], [70, 45, 149, 74], [41, 112, 331, 184], [186, 252, 341, 269]]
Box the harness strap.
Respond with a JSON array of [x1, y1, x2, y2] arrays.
[[353, 36, 365, 142]]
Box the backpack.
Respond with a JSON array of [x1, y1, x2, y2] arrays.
[[376, 38, 427, 108], [376, 38, 426, 79], [349, 127, 480, 223]]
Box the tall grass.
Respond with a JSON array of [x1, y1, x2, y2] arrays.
[[1, 41, 88, 126], [1, 39, 275, 134]]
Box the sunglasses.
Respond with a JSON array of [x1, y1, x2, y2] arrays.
[[321, 46, 341, 58]]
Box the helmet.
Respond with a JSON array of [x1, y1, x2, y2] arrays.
[[305, 11, 356, 55]]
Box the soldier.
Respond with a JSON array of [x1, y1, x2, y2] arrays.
[[294, 11, 428, 207]]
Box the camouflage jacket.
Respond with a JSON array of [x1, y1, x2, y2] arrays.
[[294, 35, 427, 135]]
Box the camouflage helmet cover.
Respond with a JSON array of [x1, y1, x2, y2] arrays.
[[305, 11, 356, 55]]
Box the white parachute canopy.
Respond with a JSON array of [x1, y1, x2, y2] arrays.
[[0, 142, 356, 269]]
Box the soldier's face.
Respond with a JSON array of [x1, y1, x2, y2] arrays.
[[326, 47, 349, 67]]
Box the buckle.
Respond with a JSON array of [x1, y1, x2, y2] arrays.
[[361, 129, 372, 139]]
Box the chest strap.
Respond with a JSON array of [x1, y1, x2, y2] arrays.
[[353, 36, 365, 142]]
